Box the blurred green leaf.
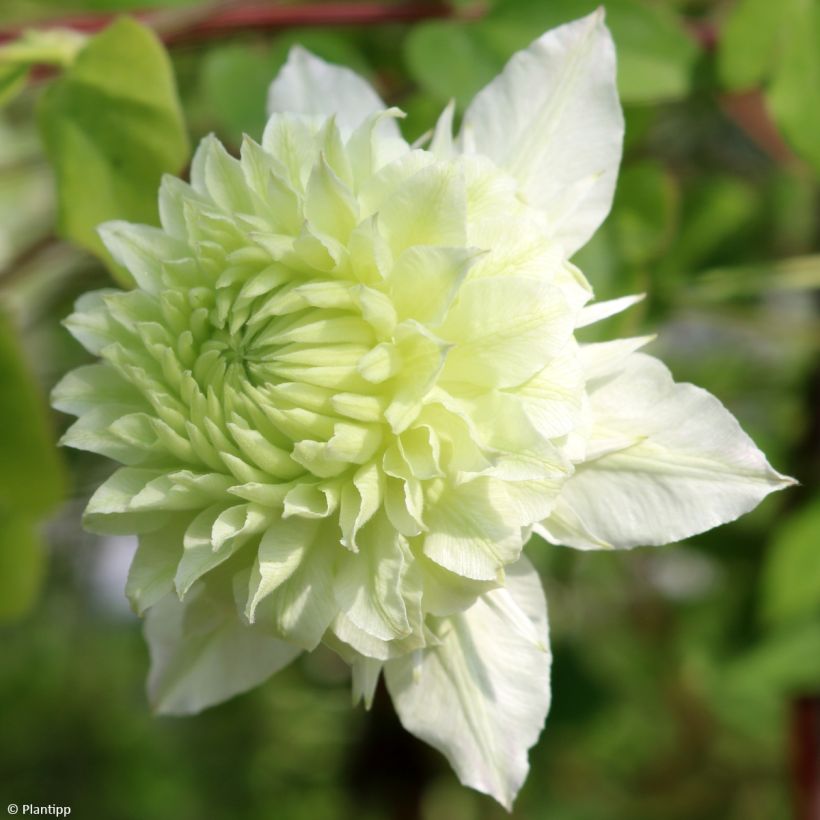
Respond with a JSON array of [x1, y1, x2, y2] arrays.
[[767, 0, 820, 175], [0, 512, 45, 621], [0, 308, 64, 621], [403, 21, 499, 109], [0, 28, 88, 109], [406, 0, 698, 108], [199, 43, 275, 145], [603, 0, 699, 104], [0, 307, 64, 517], [714, 622, 820, 739], [609, 161, 678, 266], [665, 176, 759, 275], [686, 255, 820, 302], [0, 64, 29, 108], [38, 17, 189, 285], [762, 497, 820, 625], [491, 0, 700, 103], [718, 0, 784, 90]]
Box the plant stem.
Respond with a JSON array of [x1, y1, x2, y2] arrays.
[[0, 1, 476, 47]]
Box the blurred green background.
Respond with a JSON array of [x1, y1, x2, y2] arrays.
[[1, 0, 819, 818]]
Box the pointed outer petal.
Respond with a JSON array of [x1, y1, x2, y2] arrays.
[[439, 388, 570, 481], [458, 10, 623, 256], [430, 100, 456, 158], [240, 138, 303, 235], [440, 277, 573, 389], [175, 503, 273, 598], [339, 461, 383, 551], [261, 113, 324, 192], [385, 322, 451, 434], [576, 293, 645, 329], [144, 584, 301, 716], [346, 216, 393, 285], [334, 511, 424, 642], [199, 134, 257, 215], [539, 353, 795, 550], [62, 289, 123, 355], [388, 246, 481, 327], [159, 174, 202, 239], [385, 555, 551, 809], [357, 149, 436, 218], [226, 423, 303, 480], [376, 163, 467, 255], [346, 108, 409, 190], [304, 153, 359, 243], [491, 478, 565, 526], [351, 656, 383, 709], [246, 516, 338, 650], [415, 547, 497, 617], [579, 336, 656, 382], [83, 468, 171, 534], [51, 363, 145, 417], [129, 471, 235, 512], [59, 406, 152, 465], [417, 402, 494, 478], [423, 478, 524, 581], [514, 342, 585, 439], [98, 221, 190, 295], [126, 516, 188, 615], [267, 46, 402, 140]]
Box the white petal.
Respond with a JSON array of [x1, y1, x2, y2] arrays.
[[579, 335, 655, 381], [351, 655, 383, 709], [539, 354, 794, 550], [385, 556, 551, 809], [145, 582, 300, 715], [576, 293, 644, 328], [267, 46, 402, 140], [126, 518, 186, 615], [459, 10, 623, 256]]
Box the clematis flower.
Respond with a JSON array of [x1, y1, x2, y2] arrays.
[[52, 10, 792, 808]]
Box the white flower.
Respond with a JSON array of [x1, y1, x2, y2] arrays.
[[52, 10, 792, 808]]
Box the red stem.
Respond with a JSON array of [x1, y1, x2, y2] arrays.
[[0, 1, 470, 46]]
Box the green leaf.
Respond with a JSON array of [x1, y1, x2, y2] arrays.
[[405, 0, 697, 107], [718, 0, 784, 90], [199, 44, 275, 145], [713, 622, 820, 739], [0, 64, 29, 108], [762, 496, 820, 625], [0, 513, 45, 622], [609, 161, 678, 266], [404, 21, 500, 109], [0, 309, 64, 622], [603, 0, 699, 104], [767, 0, 820, 174], [38, 18, 189, 285], [0, 308, 64, 517]]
